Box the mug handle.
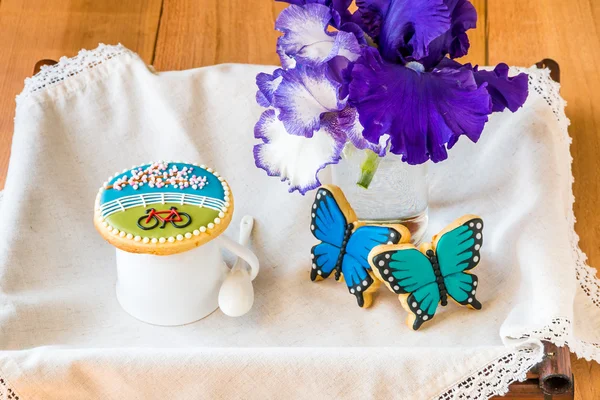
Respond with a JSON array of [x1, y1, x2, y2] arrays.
[[216, 216, 260, 281]]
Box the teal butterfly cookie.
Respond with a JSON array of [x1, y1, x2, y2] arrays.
[[368, 215, 483, 330]]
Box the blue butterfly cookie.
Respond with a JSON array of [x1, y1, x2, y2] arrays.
[[369, 215, 484, 330], [309, 185, 410, 308]]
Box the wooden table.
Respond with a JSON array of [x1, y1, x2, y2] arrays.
[[0, 1, 598, 399]]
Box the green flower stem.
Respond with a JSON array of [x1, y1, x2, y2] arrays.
[[356, 150, 381, 189]]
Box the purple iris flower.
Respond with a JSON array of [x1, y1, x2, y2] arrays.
[[348, 0, 529, 164], [254, 0, 529, 192]]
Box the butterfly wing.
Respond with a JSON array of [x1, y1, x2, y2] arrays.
[[346, 225, 407, 270], [309, 187, 352, 281], [401, 282, 441, 330], [340, 225, 406, 307], [370, 245, 440, 330], [310, 187, 351, 247], [340, 253, 377, 308], [435, 216, 483, 276], [444, 272, 482, 309], [310, 243, 340, 281], [370, 246, 436, 294], [434, 215, 483, 310]]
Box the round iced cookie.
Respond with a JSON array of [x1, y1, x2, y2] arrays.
[[94, 161, 233, 255]]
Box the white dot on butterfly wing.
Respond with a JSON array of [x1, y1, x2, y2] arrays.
[[476, 222, 482, 229], [362, 280, 368, 286], [312, 264, 316, 269], [412, 302, 417, 307], [350, 289, 355, 294], [469, 222, 474, 227], [312, 213, 315, 218], [476, 233, 482, 239], [387, 241, 393, 244], [317, 270, 322, 275], [357, 287, 362, 292], [313, 204, 317, 209], [423, 315, 429, 321], [394, 285, 399, 291], [378, 260, 385, 267], [388, 277, 393, 282], [471, 290, 476, 295], [475, 244, 481, 250], [311, 225, 315, 230], [390, 232, 396, 238], [473, 256, 479, 262], [468, 298, 473, 303], [474, 281, 478, 287], [311, 254, 315, 259], [416, 310, 422, 315], [383, 269, 389, 274], [385, 254, 390, 259], [317, 194, 321, 199]]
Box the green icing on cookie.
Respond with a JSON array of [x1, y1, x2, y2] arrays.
[[105, 203, 220, 239]]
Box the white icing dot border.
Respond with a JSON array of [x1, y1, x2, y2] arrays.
[[94, 161, 232, 245]]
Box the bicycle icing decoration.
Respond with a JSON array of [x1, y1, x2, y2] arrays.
[[369, 215, 484, 331], [309, 185, 410, 308], [94, 161, 232, 253], [137, 207, 192, 230]]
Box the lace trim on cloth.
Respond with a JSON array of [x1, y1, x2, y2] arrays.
[[437, 347, 542, 400], [15, 43, 130, 105], [0, 377, 20, 400]]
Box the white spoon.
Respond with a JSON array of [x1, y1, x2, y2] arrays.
[[218, 215, 256, 317]]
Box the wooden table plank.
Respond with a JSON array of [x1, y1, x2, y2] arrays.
[[488, 1, 600, 399], [457, 0, 487, 66], [153, 0, 286, 70], [154, 0, 487, 70], [0, 0, 163, 188]]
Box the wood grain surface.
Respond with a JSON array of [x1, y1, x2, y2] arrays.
[[0, 0, 598, 398]]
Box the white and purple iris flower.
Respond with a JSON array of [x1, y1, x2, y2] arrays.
[[254, 0, 529, 194]]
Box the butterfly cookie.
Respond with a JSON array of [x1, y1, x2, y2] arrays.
[[369, 215, 484, 330], [309, 185, 410, 308]]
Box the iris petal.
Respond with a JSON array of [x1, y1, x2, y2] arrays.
[[277, 40, 297, 69], [348, 48, 491, 164], [329, 107, 386, 155], [418, 0, 477, 69], [472, 63, 529, 112], [273, 64, 346, 137], [375, 0, 451, 62], [354, 0, 390, 39], [256, 68, 284, 107], [254, 109, 344, 194], [276, 0, 353, 27], [276, 4, 361, 66], [439, 59, 530, 113]]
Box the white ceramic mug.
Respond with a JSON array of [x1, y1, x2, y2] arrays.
[[114, 222, 259, 326]]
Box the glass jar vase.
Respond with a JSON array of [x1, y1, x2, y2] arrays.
[[331, 150, 429, 244]]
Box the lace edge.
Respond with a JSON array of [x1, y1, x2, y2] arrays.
[[535, 68, 600, 310], [15, 43, 132, 105], [436, 346, 543, 400], [0, 374, 20, 400]]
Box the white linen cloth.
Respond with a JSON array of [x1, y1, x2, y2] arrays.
[[0, 44, 598, 399]]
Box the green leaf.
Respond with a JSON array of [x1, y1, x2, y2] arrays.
[[356, 150, 381, 189]]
